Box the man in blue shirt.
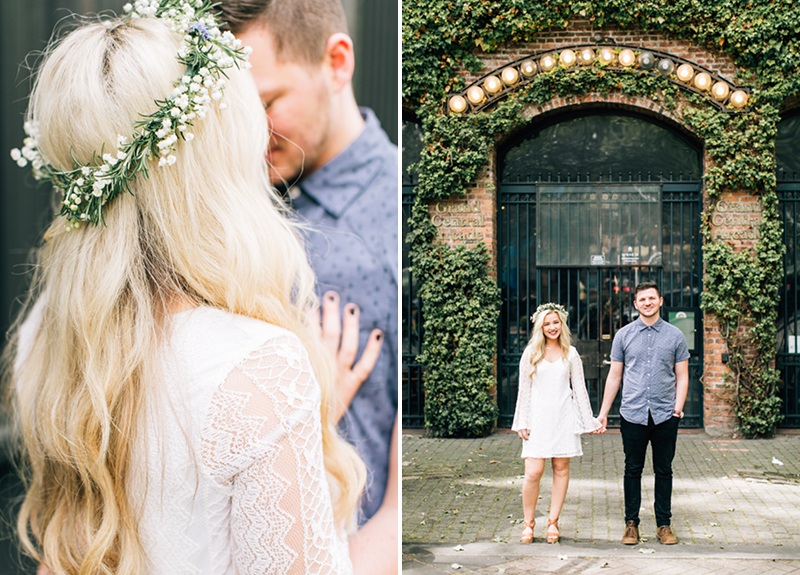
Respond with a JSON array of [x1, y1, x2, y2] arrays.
[[217, 2, 398, 572], [597, 282, 690, 546]]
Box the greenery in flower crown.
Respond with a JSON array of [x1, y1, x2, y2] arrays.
[[10, 0, 252, 229], [530, 303, 568, 326]]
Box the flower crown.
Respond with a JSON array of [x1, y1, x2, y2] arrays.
[[530, 302, 568, 325], [10, 0, 252, 229]]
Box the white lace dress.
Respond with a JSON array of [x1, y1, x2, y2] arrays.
[[132, 306, 352, 574], [511, 346, 602, 459]]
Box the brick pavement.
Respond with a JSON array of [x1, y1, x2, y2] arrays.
[[402, 430, 800, 573]]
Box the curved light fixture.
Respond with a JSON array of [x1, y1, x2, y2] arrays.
[[466, 85, 485, 105], [448, 95, 467, 114], [559, 49, 577, 68], [730, 90, 749, 108], [444, 45, 751, 115], [694, 72, 712, 91], [657, 58, 675, 76], [619, 49, 636, 67], [540, 54, 557, 72], [501, 67, 520, 85], [483, 75, 503, 95], [520, 60, 537, 77], [676, 63, 695, 83], [711, 81, 730, 100]]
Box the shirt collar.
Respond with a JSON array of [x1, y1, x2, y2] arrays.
[[298, 108, 387, 218], [636, 316, 664, 331]]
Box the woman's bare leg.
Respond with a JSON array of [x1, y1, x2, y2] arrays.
[[547, 457, 570, 536], [522, 458, 545, 522]]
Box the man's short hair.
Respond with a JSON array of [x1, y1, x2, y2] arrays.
[[217, 0, 349, 64], [634, 281, 661, 298]]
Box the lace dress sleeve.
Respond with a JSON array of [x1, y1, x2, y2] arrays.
[[568, 347, 602, 434], [201, 332, 353, 575], [511, 346, 533, 431]]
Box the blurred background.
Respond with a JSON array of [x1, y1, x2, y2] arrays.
[[0, 1, 398, 573]]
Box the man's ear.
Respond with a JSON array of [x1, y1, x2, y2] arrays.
[[323, 33, 355, 92]]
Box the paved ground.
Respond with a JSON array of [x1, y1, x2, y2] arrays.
[[402, 430, 800, 574]]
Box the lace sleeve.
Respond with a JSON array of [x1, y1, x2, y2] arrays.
[[201, 333, 353, 575], [569, 347, 602, 434], [511, 346, 533, 431]]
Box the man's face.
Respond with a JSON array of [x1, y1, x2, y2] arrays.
[[633, 288, 663, 318], [236, 25, 332, 185]]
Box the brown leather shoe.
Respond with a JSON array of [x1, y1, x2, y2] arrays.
[[621, 520, 639, 545], [656, 525, 678, 544]]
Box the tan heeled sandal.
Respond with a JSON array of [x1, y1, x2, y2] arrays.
[[546, 518, 560, 543], [520, 519, 535, 543]]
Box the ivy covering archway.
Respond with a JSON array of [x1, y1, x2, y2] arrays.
[[403, 0, 797, 438]]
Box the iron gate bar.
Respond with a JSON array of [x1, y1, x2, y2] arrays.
[[402, 184, 425, 428], [777, 181, 800, 428]]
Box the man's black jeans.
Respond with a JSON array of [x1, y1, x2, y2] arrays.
[[619, 412, 680, 527]]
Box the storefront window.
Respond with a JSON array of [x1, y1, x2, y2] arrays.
[[537, 184, 661, 266]]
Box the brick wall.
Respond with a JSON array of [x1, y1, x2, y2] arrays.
[[429, 19, 757, 435]]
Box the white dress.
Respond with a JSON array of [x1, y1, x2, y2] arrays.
[[131, 307, 353, 574], [511, 346, 601, 459]]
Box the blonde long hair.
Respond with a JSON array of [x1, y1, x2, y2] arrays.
[[527, 307, 572, 373], [3, 16, 364, 575]]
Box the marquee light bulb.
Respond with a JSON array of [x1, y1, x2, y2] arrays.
[[619, 49, 636, 67], [501, 67, 520, 85], [676, 63, 695, 83], [448, 95, 467, 113], [483, 75, 502, 94], [467, 85, 485, 105]]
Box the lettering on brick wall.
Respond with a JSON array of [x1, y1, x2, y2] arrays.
[[710, 199, 762, 241], [431, 201, 484, 244]]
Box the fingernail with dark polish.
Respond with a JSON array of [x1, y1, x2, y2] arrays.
[[327, 294, 336, 301], [376, 334, 382, 341], [349, 307, 356, 314]]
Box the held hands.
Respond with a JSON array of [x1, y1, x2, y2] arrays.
[[592, 414, 608, 434], [319, 291, 383, 423]]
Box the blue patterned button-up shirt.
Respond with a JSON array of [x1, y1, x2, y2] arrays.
[[610, 316, 690, 425], [292, 108, 398, 523]]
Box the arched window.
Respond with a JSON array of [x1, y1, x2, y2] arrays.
[[501, 111, 701, 183]]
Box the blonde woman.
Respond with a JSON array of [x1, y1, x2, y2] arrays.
[[4, 3, 366, 574], [511, 303, 602, 544]]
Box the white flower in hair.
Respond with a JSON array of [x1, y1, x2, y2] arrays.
[[530, 303, 568, 325], [10, 0, 252, 228]]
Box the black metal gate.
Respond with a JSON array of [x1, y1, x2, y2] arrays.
[[497, 174, 704, 428], [402, 183, 425, 428], [778, 171, 800, 428]]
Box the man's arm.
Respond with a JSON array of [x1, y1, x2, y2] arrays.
[[349, 415, 398, 575], [597, 360, 624, 432], [674, 359, 689, 415]]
